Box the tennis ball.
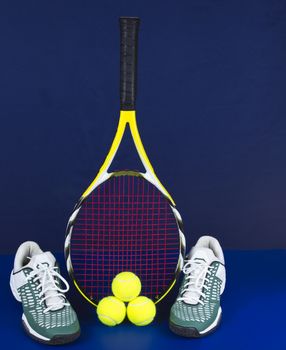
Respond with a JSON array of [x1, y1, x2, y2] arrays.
[[127, 296, 156, 326], [97, 296, 126, 326], [112, 271, 141, 302]]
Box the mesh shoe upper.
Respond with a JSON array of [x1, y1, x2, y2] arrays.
[[170, 236, 225, 334], [10, 241, 80, 342], [170, 261, 223, 332]]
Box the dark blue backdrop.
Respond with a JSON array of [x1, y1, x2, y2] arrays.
[[1, 0, 286, 253]]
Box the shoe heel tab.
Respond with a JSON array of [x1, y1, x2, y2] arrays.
[[14, 241, 43, 271]]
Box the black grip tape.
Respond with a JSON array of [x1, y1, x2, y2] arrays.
[[120, 17, 140, 110]]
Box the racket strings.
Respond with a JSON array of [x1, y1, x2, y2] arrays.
[[70, 175, 180, 302]]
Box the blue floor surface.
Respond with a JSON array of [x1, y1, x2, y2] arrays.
[[1, 250, 286, 349]]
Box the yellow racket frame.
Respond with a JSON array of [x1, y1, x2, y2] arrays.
[[82, 111, 175, 206]]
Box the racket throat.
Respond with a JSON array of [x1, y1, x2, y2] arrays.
[[82, 111, 174, 205]]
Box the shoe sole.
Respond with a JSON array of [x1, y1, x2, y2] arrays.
[[22, 314, 80, 345], [169, 307, 222, 338]]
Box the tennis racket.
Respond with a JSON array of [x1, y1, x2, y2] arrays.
[[65, 17, 185, 306]]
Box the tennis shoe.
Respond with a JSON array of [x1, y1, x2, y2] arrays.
[[169, 236, 226, 337], [10, 241, 80, 344]]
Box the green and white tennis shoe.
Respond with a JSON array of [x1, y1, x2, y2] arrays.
[[169, 236, 226, 337], [10, 241, 80, 344]]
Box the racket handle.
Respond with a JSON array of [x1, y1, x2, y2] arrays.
[[120, 17, 140, 111]]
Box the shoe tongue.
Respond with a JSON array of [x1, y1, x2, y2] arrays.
[[28, 252, 56, 270], [27, 252, 64, 311], [190, 247, 217, 264]]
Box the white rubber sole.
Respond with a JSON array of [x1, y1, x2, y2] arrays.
[[200, 307, 222, 334], [22, 314, 50, 341], [169, 307, 222, 338], [21, 314, 81, 345]]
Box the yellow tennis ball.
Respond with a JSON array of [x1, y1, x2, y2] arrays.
[[127, 296, 156, 326], [112, 272, 141, 302], [96, 296, 126, 326]]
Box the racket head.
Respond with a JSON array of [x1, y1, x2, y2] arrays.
[[65, 171, 184, 305]]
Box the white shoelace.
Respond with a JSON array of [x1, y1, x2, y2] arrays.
[[178, 259, 214, 305], [26, 262, 70, 313]]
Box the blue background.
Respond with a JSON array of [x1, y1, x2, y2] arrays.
[[1, 2, 286, 350], [1, 0, 286, 253]]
